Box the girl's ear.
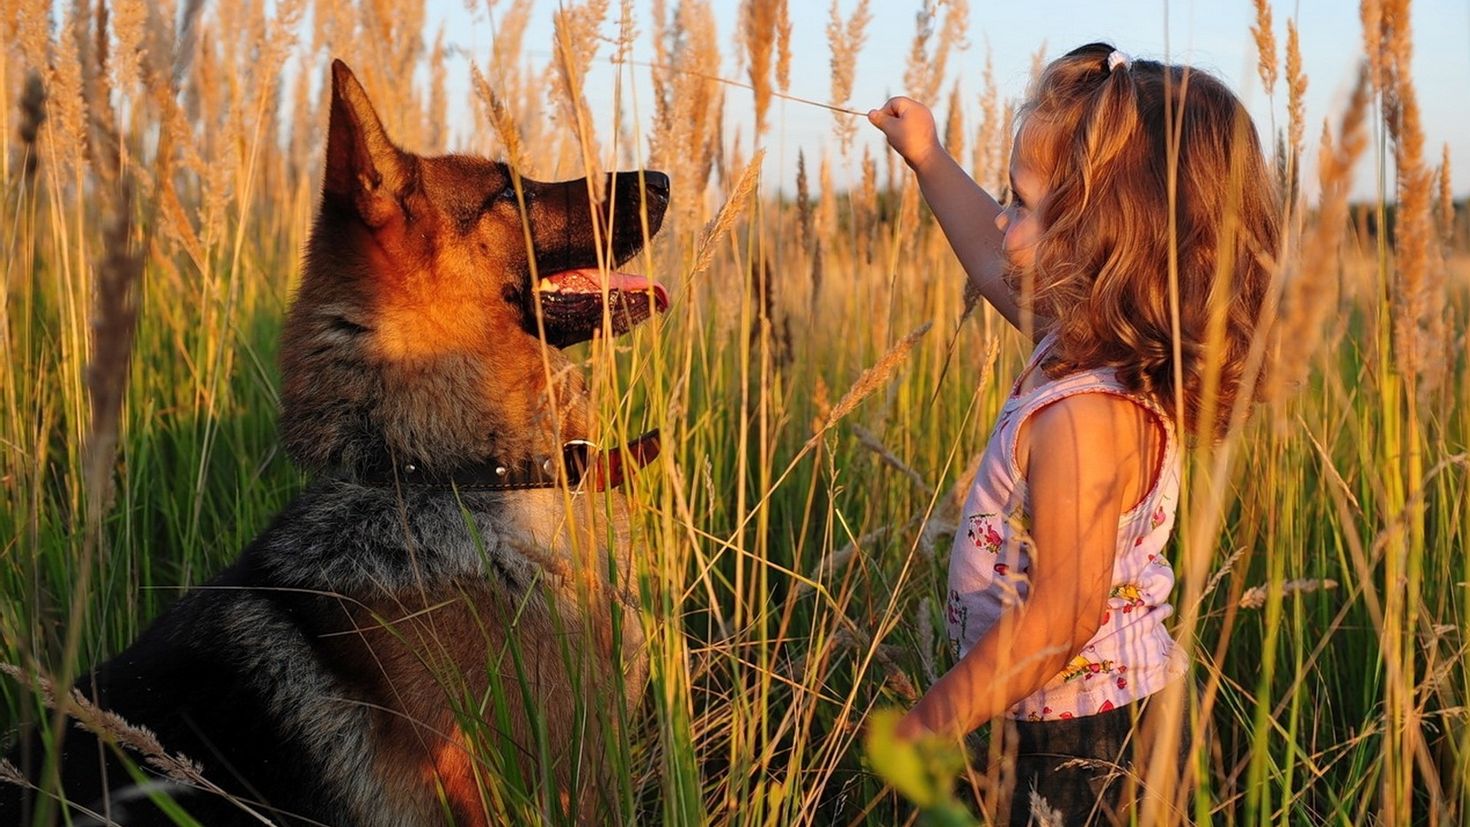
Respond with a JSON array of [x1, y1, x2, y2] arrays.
[[323, 59, 412, 229]]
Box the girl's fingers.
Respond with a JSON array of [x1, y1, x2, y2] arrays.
[[870, 97, 910, 121], [885, 96, 916, 117]]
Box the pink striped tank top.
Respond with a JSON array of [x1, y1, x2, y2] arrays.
[[945, 335, 1187, 721]]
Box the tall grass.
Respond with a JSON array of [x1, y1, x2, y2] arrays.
[[1, 0, 1465, 824]]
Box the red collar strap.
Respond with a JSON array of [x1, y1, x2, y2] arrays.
[[360, 430, 661, 493]]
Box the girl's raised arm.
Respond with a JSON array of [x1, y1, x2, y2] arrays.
[[869, 97, 1025, 333]]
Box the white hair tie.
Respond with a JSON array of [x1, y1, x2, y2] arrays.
[[1107, 50, 1132, 72]]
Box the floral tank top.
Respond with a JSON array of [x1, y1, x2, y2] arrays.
[[946, 335, 1187, 721]]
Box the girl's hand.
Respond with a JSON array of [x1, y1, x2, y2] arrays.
[[868, 97, 942, 172], [892, 711, 928, 743]]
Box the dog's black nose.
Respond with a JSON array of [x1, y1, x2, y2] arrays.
[[641, 171, 669, 195]]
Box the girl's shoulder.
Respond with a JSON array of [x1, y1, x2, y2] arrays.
[[1015, 382, 1175, 522]]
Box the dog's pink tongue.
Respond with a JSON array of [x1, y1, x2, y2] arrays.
[[544, 269, 669, 312]]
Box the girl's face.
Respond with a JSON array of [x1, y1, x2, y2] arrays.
[[995, 138, 1048, 275]]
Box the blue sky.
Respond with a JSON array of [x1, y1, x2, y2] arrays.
[[425, 0, 1470, 199]]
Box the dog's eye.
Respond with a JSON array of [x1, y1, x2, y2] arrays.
[[481, 182, 520, 213]]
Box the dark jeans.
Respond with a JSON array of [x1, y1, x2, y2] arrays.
[[993, 693, 1193, 826]]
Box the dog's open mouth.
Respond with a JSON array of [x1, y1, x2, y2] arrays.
[[536, 268, 670, 348]]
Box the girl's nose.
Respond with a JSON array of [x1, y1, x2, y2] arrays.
[[994, 209, 1010, 232]]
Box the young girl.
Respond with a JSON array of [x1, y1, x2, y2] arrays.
[[869, 43, 1278, 824]]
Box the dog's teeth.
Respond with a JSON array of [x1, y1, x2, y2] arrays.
[[537, 280, 561, 293]]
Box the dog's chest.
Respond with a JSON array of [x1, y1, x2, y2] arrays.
[[319, 579, 626, 823]]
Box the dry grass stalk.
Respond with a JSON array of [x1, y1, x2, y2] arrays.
[[14, 0, 50, 70], [551, 0, 609, 184], [811, 158, 834, 307], [998, 101, 1015, 196], [1028, 40, 1048, 87], [903, 0, 937, 99], [800, 526, 890, 598], [0, 757, 25, 788], [88, 180, 145, 496], [475, 0, 536, 161], [815, 321, 933, 437], [472, 62, 529, 173], [809, 375, 832, 435], [1268, 66, 1370, 401], [427, 25, 448, 151], [1361, 0, 1385, 90], [943, 80, 964, 159], [1285, 20, 1307, 168], [616, 0, 636, 65], [1438, 144, 1455, 244], [109, 0, 148, 96], [971, 53, 998, 192], [833, 629, 919, 703], [650, 0, 722, 220], [932, 0, 970, 102], [851, 423, 933, 496], [816, 151, 837, 239], [1381, 0, 1442, 386], [896, 177, 922, 260], [797, 447, 976, 598], [1028, 789, 1066, 827], [916, 597, 937, 684], [741, 0, 778, 136], [1237, 578, 1340, 610], [825, 0, 871, 150], [0, 664, 204, 786], [1250, 0, 1278, 96], [47, 5, 89, 183], [287, 53, 315, 175], [858, 145, 878, 260], [1197, 547, 1248, 608], [775, 0, 792, 94], [689, 149, 765, 279], [795, 149, 813, 252], [18, 70, 45, 180]]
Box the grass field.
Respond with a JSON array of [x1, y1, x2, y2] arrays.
[[0, 0, 1466, 824]]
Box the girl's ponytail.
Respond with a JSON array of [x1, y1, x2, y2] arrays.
[[1078, 51, 1141, 211]]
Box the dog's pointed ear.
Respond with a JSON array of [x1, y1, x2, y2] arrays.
[[324, 59, 411, 228]]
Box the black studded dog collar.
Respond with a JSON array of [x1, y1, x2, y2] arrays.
[[361, 430, 661, 492]]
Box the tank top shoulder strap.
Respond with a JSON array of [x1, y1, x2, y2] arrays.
[[1003, 351, 1179, 484]]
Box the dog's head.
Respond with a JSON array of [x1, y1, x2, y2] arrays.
[[280, 60, 669, 476]]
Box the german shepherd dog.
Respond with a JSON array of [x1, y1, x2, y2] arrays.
[[2, 60, 668, 826]]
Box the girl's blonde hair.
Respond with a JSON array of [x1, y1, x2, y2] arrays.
[[1018, 42, 1279, 441]]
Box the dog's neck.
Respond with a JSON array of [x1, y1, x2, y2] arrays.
[[354, 430, 660, 493]]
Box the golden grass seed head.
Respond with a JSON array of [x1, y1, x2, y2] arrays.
[[1439, 143, 1455, 244], [1250, 0, 1279, 96], [826, 0, 870, 150], [775, 0, 791, 94], [741, 0, 778, 136], [1285, 19, 1307, 160], [1268, 66, 1370, 403]]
